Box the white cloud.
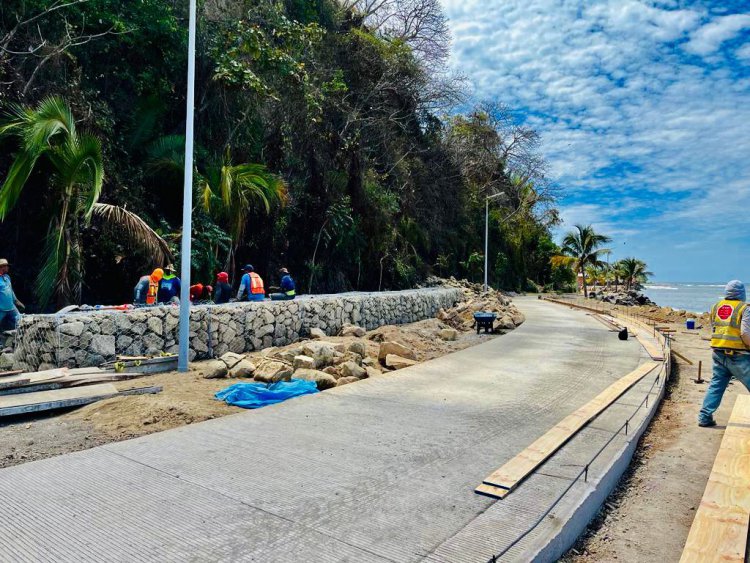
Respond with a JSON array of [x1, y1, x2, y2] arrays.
[[441, 0, 750, 280], [685, 14, 750, 56]]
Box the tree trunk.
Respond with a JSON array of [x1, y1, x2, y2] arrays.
[[581, 264, 588, 298]]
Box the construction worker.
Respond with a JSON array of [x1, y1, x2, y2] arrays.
[[134, 268, 164, 306], [214, 272, 232, 304], [158, 264, 181, 303], [0, 259, 24, 330], [698, 280, 750, 427], [237, 264, 265, 302], [270, 267, 296, 301]]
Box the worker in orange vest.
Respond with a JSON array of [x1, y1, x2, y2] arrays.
[[237, 264, 265, 302], [134, 268, 164, 305]]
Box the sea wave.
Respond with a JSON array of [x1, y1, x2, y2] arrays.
[[644, 285, 678, 290]]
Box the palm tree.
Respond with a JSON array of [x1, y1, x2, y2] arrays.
[[0, 97, 171, 307], [561, 224, 612, 298], [618, 257, 653, 291], [148, 138, 286, 279], [200, 148, 286, 276]]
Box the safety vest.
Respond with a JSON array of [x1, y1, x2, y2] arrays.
[[249, 272, 265, 295], [710, 299, 749, 351], [146, 279, 159, 305]]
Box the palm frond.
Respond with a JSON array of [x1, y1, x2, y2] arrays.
[[52, 133, 105, 218], [92, 203, 173, 265], [24, 96, 75, 155], [0, 152, 38, 220]]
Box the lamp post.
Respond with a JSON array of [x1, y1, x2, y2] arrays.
[[178, 0, 197, 372], [484, 191, 505, 292]]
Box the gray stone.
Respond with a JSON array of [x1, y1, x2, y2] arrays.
[[89, 335, 115, 358], [365, 366, 383, 378], [219, 352, 245, 370], [254, 361, 293, 383], [293, 355, 316, 370], [385, 354, 418, 370], [340, 324, 366, 337], [438, 328, 458, 341], [336, 376, 359, 387], [59, 322, 84, 337], [378, 341, 416, 362], [201, 360, 228, 379], [340, 361, 366, 379], [293, 368, 337, 390], [228, 359, 256, 378], [347, 341, 367, 357]]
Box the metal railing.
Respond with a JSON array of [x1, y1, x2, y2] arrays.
[[486, 296, 672, 562]]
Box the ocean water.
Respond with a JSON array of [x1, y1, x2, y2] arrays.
[[641, 282, 727, 314]]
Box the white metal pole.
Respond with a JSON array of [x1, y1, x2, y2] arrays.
[[484, 197, 489, 292], [178, 0, 197, 372]]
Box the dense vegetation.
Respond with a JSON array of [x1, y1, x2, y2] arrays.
[[0, 0, 565, 311]]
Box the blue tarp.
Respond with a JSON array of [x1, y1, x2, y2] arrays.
[[215, 379, 319, 409]]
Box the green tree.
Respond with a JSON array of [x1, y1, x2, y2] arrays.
[[0, 97, 170, 307], [617, 257, 653, 291], [561, 224, 611, 298]]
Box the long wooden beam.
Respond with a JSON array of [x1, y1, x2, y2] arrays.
[[680, 395, 750, 562], [477, 361, 661, 499]]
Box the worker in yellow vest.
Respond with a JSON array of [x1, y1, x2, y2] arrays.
[[237, 264, 265, 302], [698, 280, 750, 427]]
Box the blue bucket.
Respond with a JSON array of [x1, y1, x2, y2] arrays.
[[686, 319, 695, 330]]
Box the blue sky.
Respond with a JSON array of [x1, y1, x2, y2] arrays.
[[441, 0, 750, 282]]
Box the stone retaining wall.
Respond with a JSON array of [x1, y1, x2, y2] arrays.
[[2, 288, 463, 372]]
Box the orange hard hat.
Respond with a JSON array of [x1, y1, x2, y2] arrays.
[[151, 268, 164, 282]]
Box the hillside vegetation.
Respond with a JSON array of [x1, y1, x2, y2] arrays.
[[0, 0, 568, 309]]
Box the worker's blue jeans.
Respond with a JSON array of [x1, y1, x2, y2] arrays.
[[0, 307, 21, 330], [699, 350, 750, 424]]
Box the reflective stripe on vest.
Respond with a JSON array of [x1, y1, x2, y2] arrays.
[[711, 300, 749, 351], [146, 280, 159, 305], [285, 289, 296, 296], [249, 272, 265, 294]]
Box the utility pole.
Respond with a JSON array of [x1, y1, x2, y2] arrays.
[[178, 0, 197, 372], [483, 192, 505, 292]]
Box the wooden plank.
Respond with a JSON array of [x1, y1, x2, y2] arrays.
[[0, 378, 31, 390], [0, 369, 69, 389], [0, 370, 23, 378], [634, 333, 664, 361], [680, 395, 750, 562], [478, 361, 661, 498], [0, 384, 119, 418]]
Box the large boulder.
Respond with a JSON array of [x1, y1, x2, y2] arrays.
[[385, 354, 418, 370], [340, 361, 367, 379], [219, 352, 245, 370], [294, 368, 337, 390], [336, 376, 360, 387], [201, 359, 229, 379], [228, 359, 256, 378], [254, 360, 293, 383], [89, 335, 115, 358], [301, 341, 337, 368], [347, 340, 367, 357], [308, 327, 326, 340], [438, 328, 458, 341], [378, 341, 416, 362], [340, 324, 366, 337], [293, 355, 316, 370]]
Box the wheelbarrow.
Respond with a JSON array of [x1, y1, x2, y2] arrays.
[[473, 312, 497, 334]]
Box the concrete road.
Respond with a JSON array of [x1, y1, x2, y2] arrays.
[[0, 298, 646, 562]]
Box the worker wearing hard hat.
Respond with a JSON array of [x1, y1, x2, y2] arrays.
[[134, 268, 164, 306], [699, 280, 750, 427], [158, 264, 181, 303]]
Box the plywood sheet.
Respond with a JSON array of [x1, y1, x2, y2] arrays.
[[680, 395, 750, 563], [0, 383, 118, 417], [478, 361, 660, 498]]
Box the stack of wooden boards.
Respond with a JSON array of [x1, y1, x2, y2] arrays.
[[0, 367, 161, 418], [681, 395, 750, 563]]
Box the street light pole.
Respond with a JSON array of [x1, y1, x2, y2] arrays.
[[178, 0, 197, 372], [483, 192, 505, 293]]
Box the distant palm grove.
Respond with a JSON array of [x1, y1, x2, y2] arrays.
[[1, 0, 571, 311]]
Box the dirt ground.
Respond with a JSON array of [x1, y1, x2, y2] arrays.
[[561, 312, 736, 562], [0, 317, 503, 469]]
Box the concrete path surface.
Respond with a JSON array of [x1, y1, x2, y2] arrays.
[[0, 298, 648, 562]]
